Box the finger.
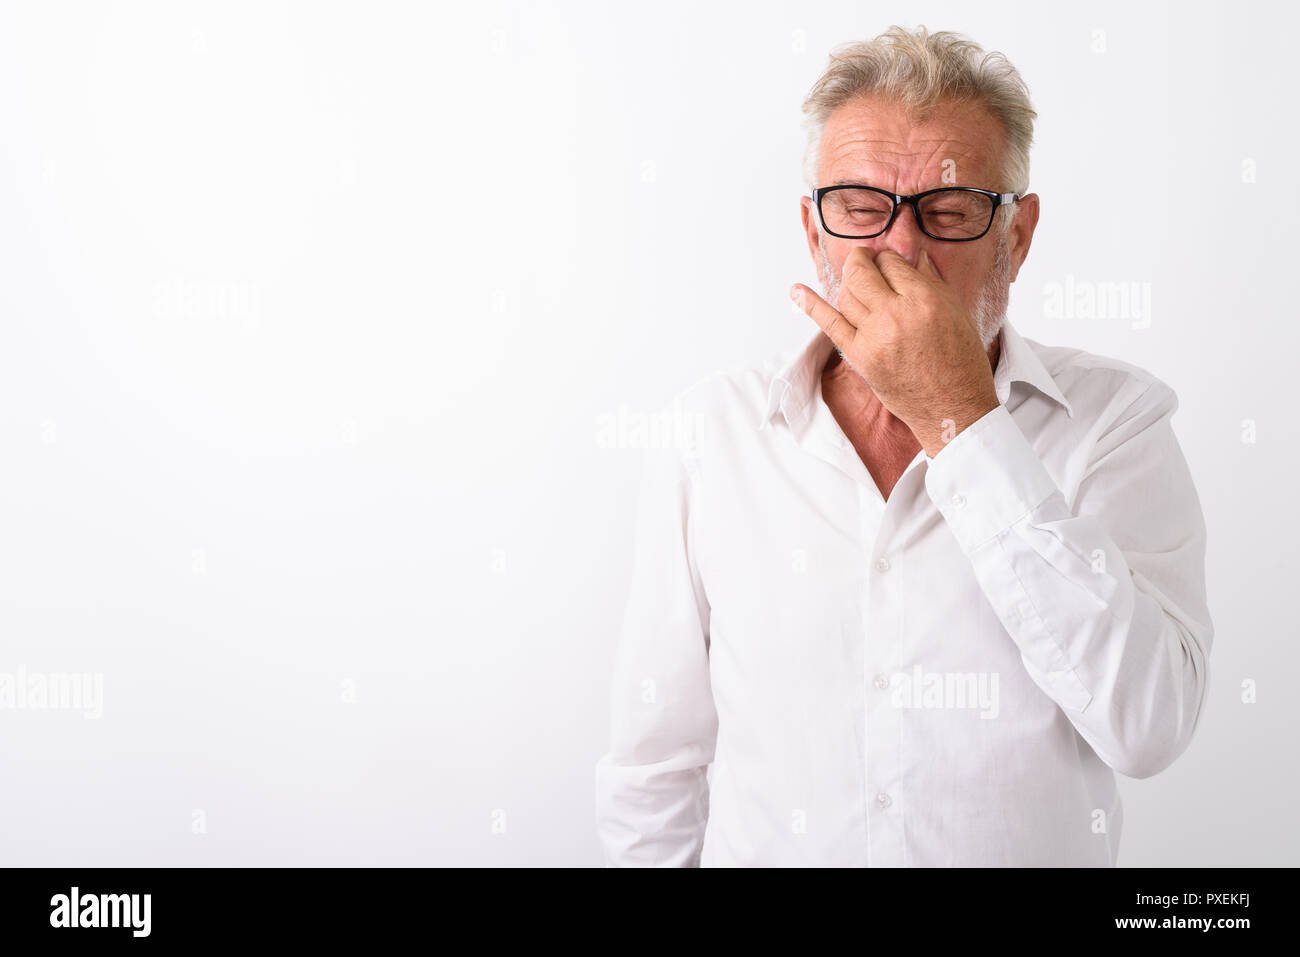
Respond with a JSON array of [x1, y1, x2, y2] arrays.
[[916, 248, 941, 279], [790, 283, 858, 353], [872, 248, 928, 294], [841, 246, 894, 301]]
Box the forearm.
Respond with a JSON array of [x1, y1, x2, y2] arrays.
[[925, 401, 1213, 778]]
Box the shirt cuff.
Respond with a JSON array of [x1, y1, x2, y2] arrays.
[[923, 404, 1060, 551]]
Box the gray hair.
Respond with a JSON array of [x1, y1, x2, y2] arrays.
[[800, 25, 1037, 196]]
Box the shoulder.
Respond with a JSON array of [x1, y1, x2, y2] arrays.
[[655, 341, 805, 433], [1023, 333, 1179, 423]]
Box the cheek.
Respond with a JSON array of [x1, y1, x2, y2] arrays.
[[931, 252, 990, 297]]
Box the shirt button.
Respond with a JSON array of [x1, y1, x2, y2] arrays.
[[875, 792, 892, 808], [951, 493, 966, 508], [875, 557, 891, 573], [873, 674, 890, 690]]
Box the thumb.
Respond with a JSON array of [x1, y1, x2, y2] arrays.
[[917, 248, 940, 278]]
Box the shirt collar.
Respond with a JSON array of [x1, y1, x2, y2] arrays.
[[757, 319, 1073, 432]]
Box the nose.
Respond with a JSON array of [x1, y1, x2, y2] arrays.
[[875, 201, 925, 268]]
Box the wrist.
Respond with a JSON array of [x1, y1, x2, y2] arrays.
[[919, 394, 999, 458]]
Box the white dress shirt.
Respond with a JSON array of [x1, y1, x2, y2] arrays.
[[594, 318, 1213, 867]]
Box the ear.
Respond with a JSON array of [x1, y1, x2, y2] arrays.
[[801, 196, 821, 266], [1007, 193, 1040, 283]]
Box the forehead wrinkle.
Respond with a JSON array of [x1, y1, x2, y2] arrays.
[[823, 137, 993, 192], [819, 100, 1003, 191]]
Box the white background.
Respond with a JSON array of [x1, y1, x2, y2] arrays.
[[0, 0, 1295, 865]]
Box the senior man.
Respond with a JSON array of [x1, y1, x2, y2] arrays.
[[594, 26, 1213, 867]]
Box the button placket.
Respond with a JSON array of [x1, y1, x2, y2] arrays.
[[863, 517, 905, 867]]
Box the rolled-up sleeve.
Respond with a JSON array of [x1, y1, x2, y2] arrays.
[[923, 381, 1213, 780], [595, 426, 717, 866]]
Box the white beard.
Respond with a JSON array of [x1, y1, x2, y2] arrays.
[[971, 234, 1011, 349], [816, 232, 1010, 354]]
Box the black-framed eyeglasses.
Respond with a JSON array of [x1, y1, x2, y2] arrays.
[[812, 185, 1021, 242]]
